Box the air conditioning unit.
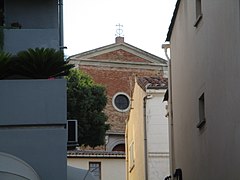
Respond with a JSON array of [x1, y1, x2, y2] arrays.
[[67, 120, 78, 149]]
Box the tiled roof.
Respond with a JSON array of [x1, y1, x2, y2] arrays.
[[137, 76, 168, 91], [67, 150, 125, 158]]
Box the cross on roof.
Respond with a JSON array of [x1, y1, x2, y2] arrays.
[[116, 23, 124, 37]]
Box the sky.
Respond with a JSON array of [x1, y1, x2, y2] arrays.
[[63, 0, 177, 59]]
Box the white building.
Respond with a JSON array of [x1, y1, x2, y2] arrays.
[[165, 0, 240, 179], [126, 77, 169, 180], [68, 150, 126, 180]]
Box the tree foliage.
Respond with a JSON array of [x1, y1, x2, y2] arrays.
[[66, 69, 109, 148]]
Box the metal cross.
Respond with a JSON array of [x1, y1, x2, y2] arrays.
[[115, 23, 124, 37]]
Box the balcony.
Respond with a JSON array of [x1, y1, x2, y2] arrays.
[[3, 28, 59, 54]]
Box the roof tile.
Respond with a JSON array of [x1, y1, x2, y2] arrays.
[[137, 76, 168, 90]]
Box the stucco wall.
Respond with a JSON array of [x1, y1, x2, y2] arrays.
[[0, 80, 66, 125], [126, 80, 146, 180], [146, 91, 169, 180], [170, 0, 240, 179], [68, 157, 126, 180], [0, 79, 67, 180]]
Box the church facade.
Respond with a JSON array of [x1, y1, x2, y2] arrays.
[[68, 36, 167, 151]]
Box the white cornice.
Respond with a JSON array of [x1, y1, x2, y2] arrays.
[[69, 43, 167, 64], [70, 59, 168, 71]]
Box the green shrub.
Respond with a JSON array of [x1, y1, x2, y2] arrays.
[[10, 48, 74, 79], [0, 51, 12, 79]]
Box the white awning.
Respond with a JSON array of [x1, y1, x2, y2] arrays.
[[0, 152, 40, 180]]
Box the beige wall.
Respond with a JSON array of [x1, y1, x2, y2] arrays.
[[68, 157, 125, 180], [126, 80, 146, 180], [145, 90, 169, 180], [169, 0, 240, 179]]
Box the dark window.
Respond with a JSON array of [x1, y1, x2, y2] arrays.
[[112, 144, 125, 152], [89, 162, 101, 180], [194, 0, 203, 27], [115, 94, 129, 109], [197, 93, 206, 129], [196, 0, 202, 18], [113, 93, 130, 111], [67, 120, 77, 142], [0, 0, 4, 26]]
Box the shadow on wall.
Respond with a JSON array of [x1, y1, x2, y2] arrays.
[[67, 166, 95, 180]]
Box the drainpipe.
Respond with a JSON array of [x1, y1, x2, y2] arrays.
[[125, 123, 129, 180], [162, 43, 175, 176], [58, 0, 65, 51], [143, 94, 152, 180]]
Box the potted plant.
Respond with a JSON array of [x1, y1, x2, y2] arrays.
[[7, 48, 74, 79], [11, 22, 22, 29], [0, 51, 12, 79]]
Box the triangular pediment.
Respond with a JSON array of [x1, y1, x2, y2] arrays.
[[90, 49, 152, 63], [69, 42, 167, 65]]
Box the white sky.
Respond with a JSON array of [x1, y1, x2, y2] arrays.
[[63, 0, 177, 59]]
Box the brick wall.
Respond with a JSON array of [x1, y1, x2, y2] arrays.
[[91, 49, 148, 63], [79, 65, 163, 133]]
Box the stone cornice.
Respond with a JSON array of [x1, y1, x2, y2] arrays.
[[69, 43, 167, 64], [70, 59, 168, 71]]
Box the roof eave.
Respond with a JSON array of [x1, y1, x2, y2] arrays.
[[68, 42, 167, 64], [166, 0, 181, 41], [67, 154, 125, 158], [146, 86, 168, 90]]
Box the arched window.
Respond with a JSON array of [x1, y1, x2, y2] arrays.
[[112, 144, 125, 152]]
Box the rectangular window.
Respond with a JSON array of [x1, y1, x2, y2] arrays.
[[197, 93, 206, 129], [89, 162, 101, 180], [194, 0, 203, 27], [196, 0, 202, 18], [129, 141, 135, 171], [67, 120, 78, 143], [0, 0, 4, 26]]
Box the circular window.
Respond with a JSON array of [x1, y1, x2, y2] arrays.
[[112, 92, 131, 112]]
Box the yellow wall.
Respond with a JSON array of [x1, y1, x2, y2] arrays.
[[126, 80, 146, 180]]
